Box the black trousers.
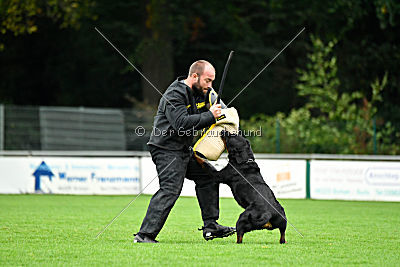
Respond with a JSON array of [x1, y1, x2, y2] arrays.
[[138, 146, 219, 238]]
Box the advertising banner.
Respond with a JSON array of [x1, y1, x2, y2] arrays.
[[139, 157, 230, 197], [0, 156, 306, 199], [139, 157, 306, 199], [0, 157, 140, 195], [310, 160, 400, 201], [256, 159, 307, 199]]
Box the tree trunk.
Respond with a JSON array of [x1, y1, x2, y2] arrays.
[[140, 0, 174, 106], [141, 40, 173, 106]]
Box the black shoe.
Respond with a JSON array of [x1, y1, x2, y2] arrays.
[[133, 233, 159, 243], [198, 223, 236, 241]]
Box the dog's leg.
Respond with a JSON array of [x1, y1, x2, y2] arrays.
[[279, 225, 287, 244], [237, 232, 244, 243], [196, 157, 221, 182], [235, 210, 252, 244]]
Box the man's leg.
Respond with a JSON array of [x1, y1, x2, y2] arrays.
[[136, 148, 189, 241], [186, 156, 235, 240], [186, 156, 219, 222]]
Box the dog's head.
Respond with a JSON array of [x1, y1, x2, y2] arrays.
[[221, 130, 255, 164]]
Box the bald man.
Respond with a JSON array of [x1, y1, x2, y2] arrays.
[[134, 60, 235, 243]]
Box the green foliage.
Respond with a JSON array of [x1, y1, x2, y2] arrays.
[[0, 0, 399, 143], [296, 36, 341, 116], [374, 0, 400, 28], [0, 0, 96, 49], [243, 37, 399, 154]]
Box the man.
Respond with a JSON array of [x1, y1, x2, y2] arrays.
[[134, 60, 235, 243]]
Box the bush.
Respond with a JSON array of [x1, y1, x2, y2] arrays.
[[242, 36, 399, 154]]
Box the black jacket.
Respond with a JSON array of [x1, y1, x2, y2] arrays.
[[147, 77, 216, 150]]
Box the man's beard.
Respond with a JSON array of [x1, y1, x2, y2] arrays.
[[192, 78, 205, 96]]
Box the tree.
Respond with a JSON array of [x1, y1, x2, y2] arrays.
[[0, 0, 96, 35], [135, 0, 174, 106], [242, 36, 399, 154], [0, 0, 399, 137]]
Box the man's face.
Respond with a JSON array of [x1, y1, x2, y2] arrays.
[[192, 66, 215, 95]]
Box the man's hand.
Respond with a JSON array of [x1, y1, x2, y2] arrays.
[[210, 104, 222, 119]]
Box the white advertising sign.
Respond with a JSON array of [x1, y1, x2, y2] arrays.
[[256, 159, 307, 199], [0, 157, 140, 195], [139, 157, 230, 197], [139, 157, 160, 195], [140, 157, 306, 199], [0, 156, 306, 199], [311, 160, 400, 201]]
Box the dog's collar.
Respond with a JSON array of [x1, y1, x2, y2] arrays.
[[246, 159, 255, 163]]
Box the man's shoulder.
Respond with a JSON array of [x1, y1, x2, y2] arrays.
[[165, 78, 188, 97]]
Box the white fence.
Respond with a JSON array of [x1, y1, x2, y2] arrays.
[[1, 151, 399, 201]]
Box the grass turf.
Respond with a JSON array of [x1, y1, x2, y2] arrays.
[[1, 195, 399, 266]]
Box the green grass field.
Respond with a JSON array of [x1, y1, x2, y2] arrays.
[[1, 195, 399, 266]]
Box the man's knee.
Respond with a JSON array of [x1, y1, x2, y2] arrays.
[[162, 184, 183, 197]]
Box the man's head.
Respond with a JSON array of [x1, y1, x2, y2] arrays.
[[187, 60, 215, 95]]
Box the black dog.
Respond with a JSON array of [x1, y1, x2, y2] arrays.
[[212, 131, 287, 244]]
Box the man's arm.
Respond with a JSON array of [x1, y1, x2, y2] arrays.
[[165, 91, 216, 131]]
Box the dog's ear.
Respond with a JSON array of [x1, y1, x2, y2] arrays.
[[247, 139, 256, 161], [246, 139, 255, 156], [236, 149, 249, 164], [236, 139, 254, 164]]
